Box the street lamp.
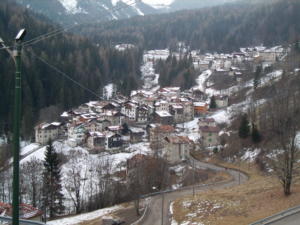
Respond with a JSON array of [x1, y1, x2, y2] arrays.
[[0, 28, 26, 225]]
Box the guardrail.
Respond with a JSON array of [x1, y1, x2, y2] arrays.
[[249, 205, 300, 224], [0, 216, 46, 225]]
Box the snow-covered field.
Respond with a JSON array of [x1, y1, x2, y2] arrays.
[[18, 140, 153, 213]]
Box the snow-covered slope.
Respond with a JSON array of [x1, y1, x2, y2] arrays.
[[16, 0, 156, 26], [15, 0, 237, 27]]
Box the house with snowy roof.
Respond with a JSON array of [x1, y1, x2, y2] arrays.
[[194, 102, 209, 116], [129, 127, 145, 143], [121, 101, 138, 122], [67, 123, 86, 146], [35, 122, 62, 144], [102, 110, 125, 126], [87, 118, 111, 132], [149, 124, 176, 150], [170, 104, 184, 123], [87, 131, 105, 153], [153, 111, 173, 125], [198, 118, 217, 127], [104, 132, 123, 151], [0, 202, 43, 221], [136, 105, 150, 123]]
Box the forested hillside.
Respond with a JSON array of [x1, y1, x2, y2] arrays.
[[0, 0, 142, 139], [80, 0, 300, 52]]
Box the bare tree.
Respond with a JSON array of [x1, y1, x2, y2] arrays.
[[262, 76, 300, 195], [64, 150, 88, 214], [21, 158, 43, 207]]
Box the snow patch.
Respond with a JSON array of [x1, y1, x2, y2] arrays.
[[58, 0, 85, 14], [142, 0, 175, 9], [241, 149, 261, 162], [209, 109, 231, 124], [47, 205, 122, 225]]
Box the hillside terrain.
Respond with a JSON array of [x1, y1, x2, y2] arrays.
[[79, 0, 300, 51], [0, 0, 142, 139], [14, 0, 236, 26]]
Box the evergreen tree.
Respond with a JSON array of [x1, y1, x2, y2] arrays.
[[122, 123, 129, 135], [210, 95, 217, 109], [253, 65, 262, 90], [251, 124, 262, 143], [239, 114, 250, 139], [42, 139, 64, 219]]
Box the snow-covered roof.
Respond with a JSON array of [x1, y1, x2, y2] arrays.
[[194, 102, 207, 107], [156, 111, 172, 117]]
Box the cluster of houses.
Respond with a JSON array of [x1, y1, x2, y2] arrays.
[[35, 83, 226, 164], [143, 44, 287, 76]]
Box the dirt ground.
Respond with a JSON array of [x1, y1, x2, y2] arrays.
[[172, 161, 300, 225]]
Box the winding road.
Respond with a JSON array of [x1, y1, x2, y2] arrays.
[[139, 158, 248, 225]]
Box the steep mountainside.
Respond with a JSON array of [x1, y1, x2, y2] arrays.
[[0, 0, 142, 138], [14, 0, 236, 26], [79, 0, 300, 52], [15, 0, 156, 25]]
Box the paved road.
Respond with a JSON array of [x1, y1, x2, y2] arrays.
[[267, 212, 300, 225], [139, 159, 248, 225]]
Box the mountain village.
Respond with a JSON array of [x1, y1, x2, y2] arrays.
[[1, 40, 297, 224]]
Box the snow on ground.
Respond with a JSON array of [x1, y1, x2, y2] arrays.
[[20, 146, 47, 164], [169, 202, 178, 225], [209, 109, 231, 124], [21, 143, 40, 156], [132, 2, 145, 16], [141, 61, 160, 90], [47, 205, 122, 225], [0, 136, 7, 145], [58, 0, 85, 14], [260, 70, 283, 86], [193, 70, 212, 93], [142, 0, 174, 9], [241, 149, 261, 162], [103, 83, 114, 99], [177, 118, 200, 142]]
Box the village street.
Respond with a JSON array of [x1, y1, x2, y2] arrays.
[[140, 158, 248, 225]]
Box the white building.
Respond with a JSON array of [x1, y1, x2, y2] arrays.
[[35, 122, 62, 145]]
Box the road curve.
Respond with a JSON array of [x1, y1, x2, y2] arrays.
[[267, 212, 300, 225], [139, 159, 248, 225]]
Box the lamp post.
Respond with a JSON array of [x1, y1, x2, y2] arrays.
[[0, 28, 26, 225]]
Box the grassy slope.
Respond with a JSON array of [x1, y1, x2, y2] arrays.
[[172, 161, 300, 225]]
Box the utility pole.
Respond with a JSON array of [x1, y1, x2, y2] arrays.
[[161, 192, 164, 225], [0, 29, 26, 225]]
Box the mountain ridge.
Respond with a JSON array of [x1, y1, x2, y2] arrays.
[[14, 0, 236, 26]]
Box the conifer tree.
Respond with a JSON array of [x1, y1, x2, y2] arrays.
[[42, 139, 64, 219], [253, 65, 262, 90], [210, 95, 217, 109], [251, 124, 262, 143], [239, 114, 250, 139]]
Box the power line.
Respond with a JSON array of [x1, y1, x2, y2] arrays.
[[22, 0, 139, 48], [28, 50, 103, 100]]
